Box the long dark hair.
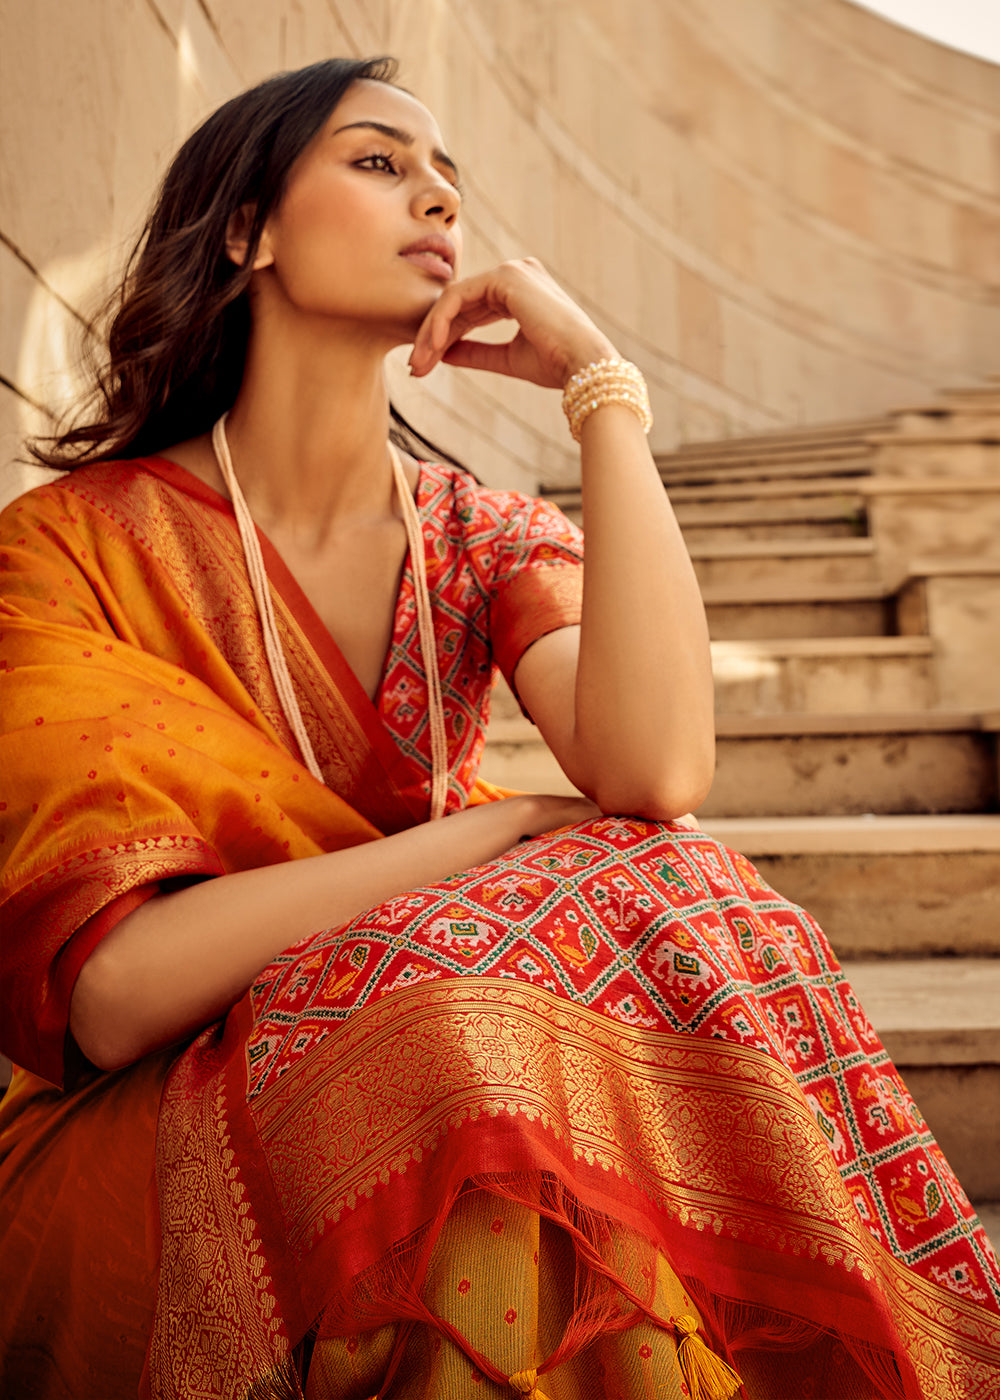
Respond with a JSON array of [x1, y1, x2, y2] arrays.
[[31, 56, 460, 470]]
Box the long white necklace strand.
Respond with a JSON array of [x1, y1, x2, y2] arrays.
[[211, 414, 449, 820]]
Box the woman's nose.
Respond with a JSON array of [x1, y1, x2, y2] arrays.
[[414, 176, 460, 225]]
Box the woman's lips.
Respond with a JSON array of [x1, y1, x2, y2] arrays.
[[400, 249, 454, 281]]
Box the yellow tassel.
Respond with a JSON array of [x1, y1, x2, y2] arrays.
[[508, 1368, 553, 1400], [674, 1315, 743, 1400], [244, 1363, 305, 1400]]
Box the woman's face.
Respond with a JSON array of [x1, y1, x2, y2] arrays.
[[251, 80, 463, 340]]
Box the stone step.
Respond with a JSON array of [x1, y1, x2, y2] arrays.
[[544, 488, 869, 542], [683, 517, 865, 545], [841, 958, 1000, 1200], [977, 1202, 1000, 1256], [673, 480, 869, 547], [939, 380, 1000, 405], [897, 561, 1000, 710], [656, 453, 875, 489], [692, 538, 878, 590], [866, 477, 1000, 568], [494, 654, 942, 732], [656, 440, 872, 469], [479, 724, 579, 797], [866, 429, 1000, 478], [655, 416, 883, 465], [498, 638, 940, 721], [542, 506, 867, 544], [702, 711, 998, 819], [676, 490, 866, 527], [481, 711, 999, 818], [712, 636, 936, 714], [700, 814, 1000, 957], [543, 478, 869, 513], [664, 476, 877, 505], [704, 581, 895, 639]]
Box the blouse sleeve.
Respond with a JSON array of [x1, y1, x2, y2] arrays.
[[485, 492, 584, 695]]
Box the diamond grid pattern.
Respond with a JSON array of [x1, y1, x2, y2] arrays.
[[376, 462, 584, 812], [244, 818, 999, 1310]]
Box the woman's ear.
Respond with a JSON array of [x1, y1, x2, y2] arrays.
[[225, 204, 274, 270]]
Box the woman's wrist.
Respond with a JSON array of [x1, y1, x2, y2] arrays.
[[562, 357, 653, 443], [561, 337, 618, 385]]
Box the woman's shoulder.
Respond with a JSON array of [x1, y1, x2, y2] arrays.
[[3, 456, 173, 509], [417, 459, 584, 589], [1, 461, 129, 531], [0, 456, 221, 560]]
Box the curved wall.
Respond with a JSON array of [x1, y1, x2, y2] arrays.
[[2, 0, 999, 499]]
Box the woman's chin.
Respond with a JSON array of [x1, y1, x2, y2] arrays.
[[384, 294, 445, 343]]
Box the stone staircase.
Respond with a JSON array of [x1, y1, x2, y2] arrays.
[[482, 386, 1000, 1240]]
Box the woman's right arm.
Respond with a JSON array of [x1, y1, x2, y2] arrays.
[[69, 793, 597, 1072]]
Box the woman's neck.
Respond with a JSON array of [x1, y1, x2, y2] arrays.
[[221, 316, 404, 545]]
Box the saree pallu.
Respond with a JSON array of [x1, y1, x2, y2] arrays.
[[1, 461, 999, 1400], [147, 819, 1000, 1399]]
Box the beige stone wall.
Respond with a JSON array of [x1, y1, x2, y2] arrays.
[[2, 0, 1000, 502]]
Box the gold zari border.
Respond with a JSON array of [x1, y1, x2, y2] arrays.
[[250, 978, 1000, 1399]]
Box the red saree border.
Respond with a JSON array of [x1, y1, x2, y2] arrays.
[[2, 820, 222, 929], [131, 455, 413, 731], [2, 833, 221, 1085], [39, 885, 157, 1084], [149, 977, 1000, 1398], [130, 457, 430, 827], [252, 977, 878, 1274], [147, 1026, 294, 1400], [883, 1252, 1000, 1395]]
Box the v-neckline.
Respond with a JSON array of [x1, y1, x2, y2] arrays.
[[136, 453, 424, 722]]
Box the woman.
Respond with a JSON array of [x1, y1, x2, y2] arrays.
[[0, 55, 997, 1400]]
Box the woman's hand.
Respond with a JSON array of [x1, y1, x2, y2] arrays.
[[408, 258, 615, 388], [507, 792, 603, 840]]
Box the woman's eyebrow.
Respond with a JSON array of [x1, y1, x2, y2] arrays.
[[332, 120, 461, 182]]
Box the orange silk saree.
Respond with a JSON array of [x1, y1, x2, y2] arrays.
[[1, 459, 998, 1400]]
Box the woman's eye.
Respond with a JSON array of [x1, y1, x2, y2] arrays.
[[358, 152, 398, 175]]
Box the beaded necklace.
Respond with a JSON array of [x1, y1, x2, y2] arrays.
[[211, 414, 448, 819]]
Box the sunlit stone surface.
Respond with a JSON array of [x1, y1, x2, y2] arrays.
[[3, 0, 1000, 504]]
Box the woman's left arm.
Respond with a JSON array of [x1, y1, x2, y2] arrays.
[[409, 259, 715, 820]]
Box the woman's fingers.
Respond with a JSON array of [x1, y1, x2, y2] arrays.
[[411, 271, 513, 370], [409, 259, 614, 385], [439, 337, 516, 375], [517, 793, 603, 840]]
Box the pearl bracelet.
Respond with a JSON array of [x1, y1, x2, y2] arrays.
[[561, 357, 653, 443]]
